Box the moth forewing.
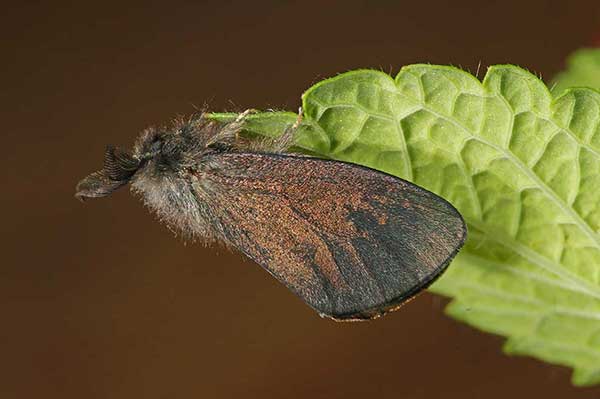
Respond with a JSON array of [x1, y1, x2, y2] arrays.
[[196, 151, 466, 320]]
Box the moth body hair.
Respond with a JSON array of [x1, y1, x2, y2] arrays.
[[77, 112, 295, 245]]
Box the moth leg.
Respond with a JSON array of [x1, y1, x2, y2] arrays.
[[207, 108, 257, 147], [272, 107, 303, 153]]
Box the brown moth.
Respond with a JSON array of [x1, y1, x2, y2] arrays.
[[76, 110, 467, 321]]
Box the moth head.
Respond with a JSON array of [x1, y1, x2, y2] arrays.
[[75, 121, 201, 200], [75, 145, 142, 201], [75, 130, 178, 198]]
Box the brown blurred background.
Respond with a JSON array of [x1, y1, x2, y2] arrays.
[[3, 1, 600, 398]]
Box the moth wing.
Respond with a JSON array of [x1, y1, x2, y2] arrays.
[[203, 152, 466, 320]]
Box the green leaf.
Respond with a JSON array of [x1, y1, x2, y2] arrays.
[[552, 48, 600, 95], [210, 64, 600, 386]]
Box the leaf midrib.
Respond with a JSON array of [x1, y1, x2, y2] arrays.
[[457, 251, 599, 300], [453, 254, 600, 322]]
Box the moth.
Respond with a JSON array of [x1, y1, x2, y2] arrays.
[[76, 110, 467, 321]]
